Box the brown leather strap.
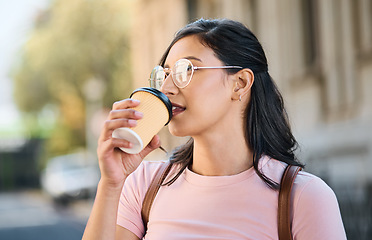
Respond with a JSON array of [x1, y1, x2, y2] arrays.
[[278, 165, 302, 240], [141, 161, 172, 233]]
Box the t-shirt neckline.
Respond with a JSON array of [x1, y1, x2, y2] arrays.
[[183, 156, 270, 187]]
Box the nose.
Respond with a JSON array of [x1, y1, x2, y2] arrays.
[[160, 73, 178, 96]]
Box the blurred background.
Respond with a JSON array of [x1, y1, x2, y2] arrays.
[[0, 0, 371, 239]]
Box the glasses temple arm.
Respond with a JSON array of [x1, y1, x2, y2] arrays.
[[193, 66, 243, 70]]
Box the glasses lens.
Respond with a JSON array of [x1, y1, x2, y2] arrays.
[[149, 66, 165, 89], [173, 59, 193, 88]]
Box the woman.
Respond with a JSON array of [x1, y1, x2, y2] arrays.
[[83, 19, 346, 239]]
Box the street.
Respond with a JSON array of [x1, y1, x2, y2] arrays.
[[0, 190, 93, 240]]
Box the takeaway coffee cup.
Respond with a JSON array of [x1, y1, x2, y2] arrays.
[[112, 87, 172, 154]]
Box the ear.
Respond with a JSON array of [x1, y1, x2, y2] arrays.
[[231, 68, 254, 101]]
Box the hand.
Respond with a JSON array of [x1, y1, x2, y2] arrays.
[[97, 99, 161, 188]]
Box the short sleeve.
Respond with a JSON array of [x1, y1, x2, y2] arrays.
[[292, 175, 347, 240], [117, 161, 166, 238]]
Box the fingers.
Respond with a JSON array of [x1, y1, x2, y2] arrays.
[[109, 109, 143, 121], [100, 99, 143, 141], [112, 99, 140, 110], [99, 99, 164, 160], [99, 135, 161, 160], [98, 137, 133, 157], [101, 118, 138, 142]]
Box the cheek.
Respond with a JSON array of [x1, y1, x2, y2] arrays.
[[189, 89, 231, 123], [190, 75, 232, 113], [195, 78, 231, 109], [192, 73, 229, 100], [168, 74, 233, 136]]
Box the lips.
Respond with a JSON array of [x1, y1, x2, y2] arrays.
[[171, 103, 186, 116]]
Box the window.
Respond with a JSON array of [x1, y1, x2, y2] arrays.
[[352, 0, 372, 58], [301, 0, 319, 69], [187, 0, 198, 23]]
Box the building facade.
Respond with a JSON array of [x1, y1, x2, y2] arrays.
[[127, 0, 372, 237]]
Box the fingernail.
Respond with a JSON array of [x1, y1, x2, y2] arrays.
[[135, 111, 143, 118], [131, 99, 140, 104], [128, 119, 137, 127]]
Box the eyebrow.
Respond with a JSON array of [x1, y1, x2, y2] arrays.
[[184, 56, 203, 62], [164, 56, 203, 68]]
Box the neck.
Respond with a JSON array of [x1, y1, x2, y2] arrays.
[[191, 130, 253, 176]]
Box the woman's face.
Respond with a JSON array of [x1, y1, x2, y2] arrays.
[[161, 35, 237, 138]]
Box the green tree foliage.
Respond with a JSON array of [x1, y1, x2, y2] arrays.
[[12, 0, 132, 157]]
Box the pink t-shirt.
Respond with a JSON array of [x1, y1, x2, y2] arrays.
[[117, 156, 346, 239]]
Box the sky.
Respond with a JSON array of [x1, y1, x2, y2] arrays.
[[0, 0, 50, 137]]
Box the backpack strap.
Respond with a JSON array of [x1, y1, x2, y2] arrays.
[[141, 161, 172, 233], [278, 165, 302, 240]]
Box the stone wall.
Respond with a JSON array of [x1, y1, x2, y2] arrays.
[[127, 1, 372, 237]]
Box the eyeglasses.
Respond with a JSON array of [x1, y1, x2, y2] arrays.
[[149, 58, 243, 90]]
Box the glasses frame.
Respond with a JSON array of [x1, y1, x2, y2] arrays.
[[149, 58, 243, 89]]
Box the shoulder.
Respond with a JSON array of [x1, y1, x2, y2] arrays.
[[261, 157, 341, 220], [292, 170, 341, 220], [260, 158, 346, 239], [265, 159, 340, 215], [293, 171, 334, 199], [290, 170, 339, 216], [291, 171, 347, 239], [260, 156, 334, 199], [125, 160, 170, 191], [117, 160, 171, 238], [135, 160, 169, 178]]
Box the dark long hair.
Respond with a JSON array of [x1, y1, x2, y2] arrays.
[[161, 18, 304, 189]]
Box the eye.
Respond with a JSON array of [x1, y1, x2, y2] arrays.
[[186, 64, 193, 72]]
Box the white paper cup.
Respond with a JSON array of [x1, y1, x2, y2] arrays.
[[112, 88, 172, 154]]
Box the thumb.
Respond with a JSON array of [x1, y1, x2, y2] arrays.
[[139, 135, 161, 159]]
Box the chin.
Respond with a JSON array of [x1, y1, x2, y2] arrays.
[[168, 127, 187, 137], [168, 122, 191, 137]]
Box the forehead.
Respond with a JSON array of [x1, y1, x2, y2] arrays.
[[165, 35, 219, 66]]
